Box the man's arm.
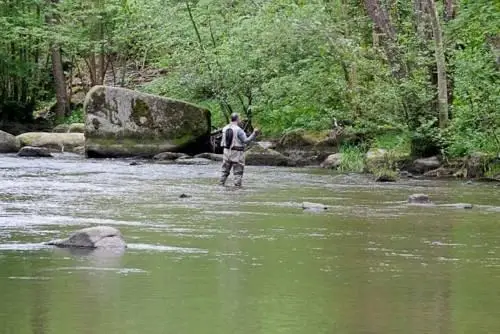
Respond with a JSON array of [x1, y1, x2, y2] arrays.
[[237, 128, 257, 145]]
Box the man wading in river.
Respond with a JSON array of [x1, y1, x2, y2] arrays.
[[219, 113, 260, 187]]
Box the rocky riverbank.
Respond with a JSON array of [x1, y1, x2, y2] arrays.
[[2, 124, 499, 182], [2, 86, 498, 181]]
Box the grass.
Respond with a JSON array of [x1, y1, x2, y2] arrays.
[[339, 145, 365, 172], [372, 131, 411, 155]]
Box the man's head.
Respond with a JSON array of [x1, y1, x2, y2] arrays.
[[230, 113, 240, 123]]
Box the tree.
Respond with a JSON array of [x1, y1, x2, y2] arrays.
[[427, 0, 449, 128]]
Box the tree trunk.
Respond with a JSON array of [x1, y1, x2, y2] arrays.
[[51, 45, 68, 124], [47, 0, 68, 124], [427, 0, 448, 128], [364, 0, 407, 78], [443, 0, 456, 22]]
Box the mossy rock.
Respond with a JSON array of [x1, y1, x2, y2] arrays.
[[0, 130, 20, 153], [84, 85, 211, 158], [16, 132, 84, 152], [52, 124, 71, 133], [245, 145, 295, 166], [68, 123, 85, 133]]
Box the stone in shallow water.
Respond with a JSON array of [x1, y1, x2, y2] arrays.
[[153, 152, 189, 161], [175, 157, 213, 165], [408, 194, 431, 204], [440, 203, 474, 210], [302, 202, 328, 211], [47, 226, 126, 249], [194, 152, 223, 162], [17, 146, 53, 157]]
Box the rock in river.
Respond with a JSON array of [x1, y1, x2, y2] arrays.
[[412, 156, 441, 174], [153, 152, 189, 161], [194, 152, 223, 162], [245, 145, 295, 166], [302, 202, 328, 211], [175, 157, 213, 165], [408, 193, 432, 204], [0, 130, 19, 153], [17, 146, 53, 157], [47, 226, 126, 249], [84, 85, 211, 158], [320, 153, 342, 169], [16, 132, 84, 152]]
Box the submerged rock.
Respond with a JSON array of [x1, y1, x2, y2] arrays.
[[439, 203, 474, 209], [408, 193, 432, 204], [175, 157, 213, 165], [302, 202, 328, 211], [16, 132, 84, 152], [84, 85, 211, 158], [0, 130, 19, 153], [17, 146, 53, 157], [47, 226, 126, 249]]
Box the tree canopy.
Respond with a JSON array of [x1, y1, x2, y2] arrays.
[[1, 0, 498, 156]]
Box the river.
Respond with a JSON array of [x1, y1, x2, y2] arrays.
[[1, 153, 499, 333]]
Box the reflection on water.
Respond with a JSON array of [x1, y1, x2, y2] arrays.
[[1, 154, 500, 333]]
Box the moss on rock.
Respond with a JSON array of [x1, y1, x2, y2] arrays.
[[84, 85, 211, 157]]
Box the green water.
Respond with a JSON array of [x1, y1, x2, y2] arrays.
[[0, 154, 500, 334]]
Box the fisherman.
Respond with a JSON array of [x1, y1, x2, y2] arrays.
[[219, 113, 260, 187]]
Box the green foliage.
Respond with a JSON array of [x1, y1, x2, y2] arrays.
[[1, 0, 498, 161], [339, 145, 365, 173], [372, 132, 411, 156], [64, 108, 84, 124], [445, 0, 500, 156]]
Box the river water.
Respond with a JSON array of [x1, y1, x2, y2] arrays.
[[1, 153, 500, 334]]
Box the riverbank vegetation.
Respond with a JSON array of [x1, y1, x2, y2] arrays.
[[1, 0, 498, 159]]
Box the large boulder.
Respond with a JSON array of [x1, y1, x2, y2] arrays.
[[17, 146, 53, 157], [0, 130, 19, 153], [245, 145, 295, 166], [16, 132, 84, 152], [46, 226, 126, 249], [84, 85, 211, 158]]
